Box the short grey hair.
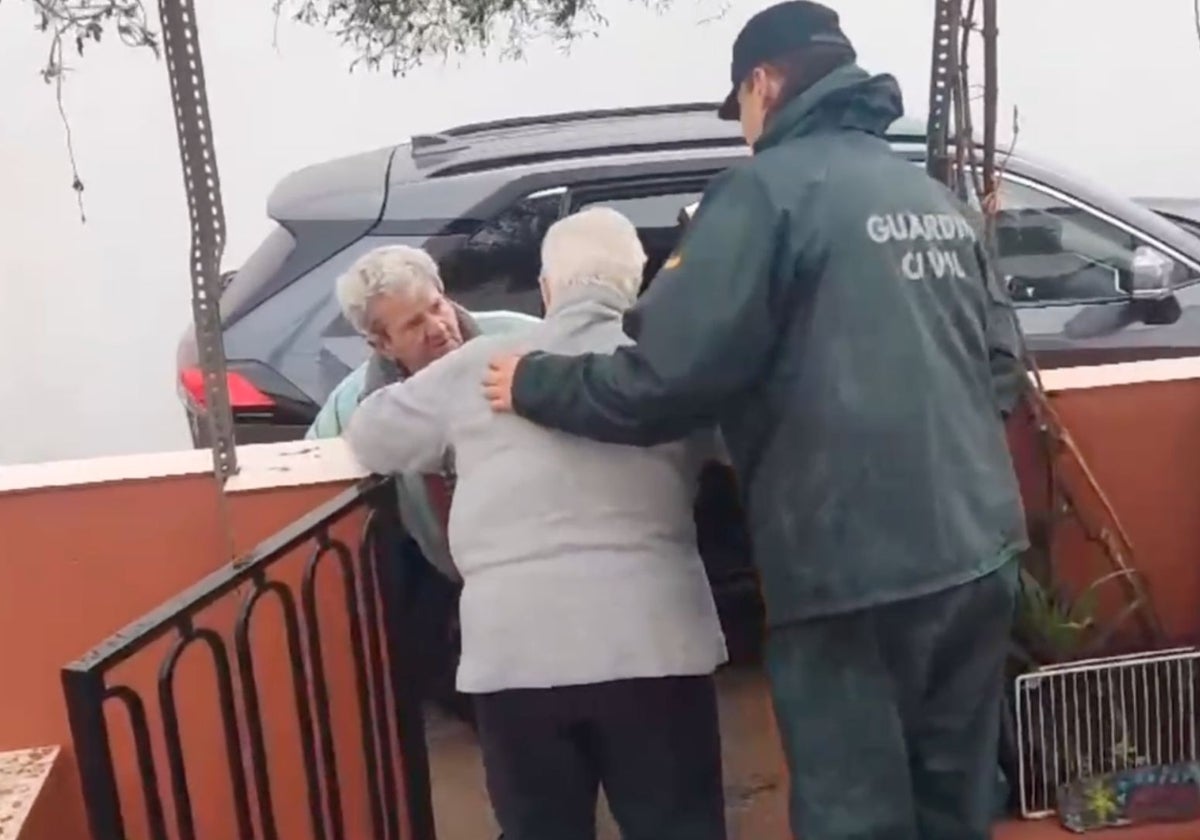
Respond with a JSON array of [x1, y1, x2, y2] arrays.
[[540, 207, 646, 304], [336, 245, 444, 334]]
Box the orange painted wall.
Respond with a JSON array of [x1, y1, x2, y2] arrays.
[[1007, 379, 1200, 647], [1052, 379, 1200, 644], [0, 474, 354, 839]]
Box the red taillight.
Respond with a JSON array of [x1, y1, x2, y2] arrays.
[[179, 367, 275, 409]]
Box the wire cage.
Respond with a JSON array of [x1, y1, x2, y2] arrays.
[[1014, 647, 1200, 818]]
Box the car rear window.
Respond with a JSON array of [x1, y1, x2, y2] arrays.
[[220, 224, 296, 323]]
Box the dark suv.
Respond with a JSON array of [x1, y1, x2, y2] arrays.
[[177, 102, 1200, 445], [175, 101, 1200, 671]]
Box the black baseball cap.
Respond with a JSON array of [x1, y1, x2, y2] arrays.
[[718, 1, 855, 121]]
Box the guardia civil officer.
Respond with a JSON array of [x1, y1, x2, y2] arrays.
[[483, 3, 1028, 838]]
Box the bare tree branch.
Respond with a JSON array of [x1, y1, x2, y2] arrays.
[[951, 0, 983, 204], [982, 105, 1019, 219], [25, 1, 160, 221], [17, 0, 695, 218]]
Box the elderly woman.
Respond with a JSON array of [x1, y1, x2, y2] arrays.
[[346, 207, 728, 840]]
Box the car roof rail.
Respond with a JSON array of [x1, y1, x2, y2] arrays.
[[409, 109, 928, 175], [410, 132, 470, 157], [440, 102, 725, 138], [426, 136, 745, 179]]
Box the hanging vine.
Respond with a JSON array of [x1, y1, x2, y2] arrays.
[[25, 1, 159, 221], [14, 0, 712, 220]]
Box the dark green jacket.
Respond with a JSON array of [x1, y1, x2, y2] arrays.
[[511, 64, 1028, 625]]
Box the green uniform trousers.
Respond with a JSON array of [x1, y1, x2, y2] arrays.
[[765, 561, 1018, 840]]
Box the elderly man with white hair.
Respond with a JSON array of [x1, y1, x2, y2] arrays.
[[346, 207, 729, 840], [308, 244, 532, 442]]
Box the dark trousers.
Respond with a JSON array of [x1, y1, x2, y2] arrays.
[[765, 562, 1017, 840], [474, 675, 727, 840], [391, 536, 472, 721]]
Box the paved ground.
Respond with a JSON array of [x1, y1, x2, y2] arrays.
[[424, 666, 790, 839], [422, 666, 1200, 840]]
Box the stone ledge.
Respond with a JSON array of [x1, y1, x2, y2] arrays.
[[0, 437, 366, 497], [1037, 354, 1200, 393], [0, 747, 59, 840]]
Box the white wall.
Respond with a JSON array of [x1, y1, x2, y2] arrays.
[[2, 0, 1198, 464]]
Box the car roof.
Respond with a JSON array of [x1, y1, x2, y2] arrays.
[[405, 104, 928, 178], [266, 103, 924, 222], [264, 103, 1199, 261], [374, 106, 923, 224]]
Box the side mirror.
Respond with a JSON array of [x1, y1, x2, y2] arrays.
[[1131, 293, 1182, 326], [1124, 247, 1182, 325], [1126, 246, 1175, 301]]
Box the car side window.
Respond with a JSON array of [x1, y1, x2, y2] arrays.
[[574, 184, 707, 291], [995, 178, 1151, 305], [438, 189, 564, 316]]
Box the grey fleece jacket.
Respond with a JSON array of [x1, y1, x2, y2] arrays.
[[345, 283, 728, 693]]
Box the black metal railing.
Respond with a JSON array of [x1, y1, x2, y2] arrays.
[[61, 477, 435, 840]]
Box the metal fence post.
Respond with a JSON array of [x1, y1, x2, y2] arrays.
[[157, 0, 237, 483], [62, 667, 125, 840]]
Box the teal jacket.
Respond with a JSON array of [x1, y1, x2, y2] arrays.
[[307, 309, 539, 578], [306, 364, 370, 440], [509, 65, 1028, 625]]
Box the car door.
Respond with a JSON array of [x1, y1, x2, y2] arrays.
[[994, 174, 1200, 368], [564, 172, 756, 601]]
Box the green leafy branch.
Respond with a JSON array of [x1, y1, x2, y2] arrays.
[[1012, 550, 1149, 667], [280, 0, 612, 75]]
